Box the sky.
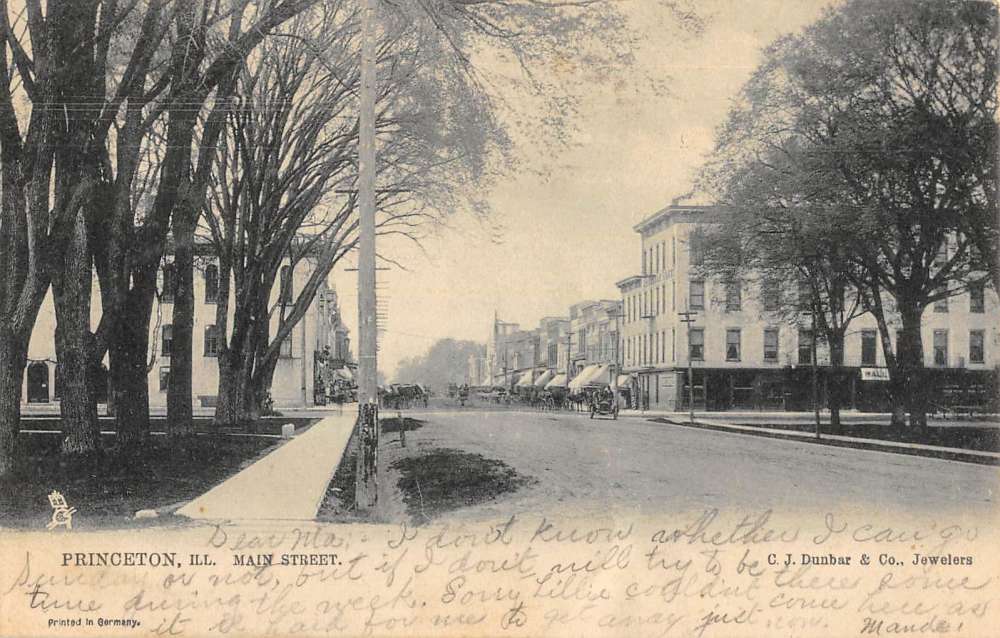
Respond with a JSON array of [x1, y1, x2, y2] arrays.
[[331, 0, 834, 380]]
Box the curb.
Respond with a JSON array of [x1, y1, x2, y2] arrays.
[[650, 417, 1000, 466]]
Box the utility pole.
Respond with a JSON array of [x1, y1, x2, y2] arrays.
[[355, 0, 378, 511], [811, 301, 821, 440], [678, 309, 698, 424], [609, 308, 625, 407], [565, 333, 572, 384]]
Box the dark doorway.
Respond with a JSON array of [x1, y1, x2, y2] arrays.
[[27, 362, 49, 403]]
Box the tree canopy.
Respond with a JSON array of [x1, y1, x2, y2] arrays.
[[699, 0, 997, 427]]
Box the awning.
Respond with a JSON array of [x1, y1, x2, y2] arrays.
[[545, 373, 567, 389], [334, 368, 354, 381], [585, 365, 611, 386], [612, 374, 631, 388], [568, 364, 599, 391], [516, 370, 534, 387], [533, 370, 555, 387]]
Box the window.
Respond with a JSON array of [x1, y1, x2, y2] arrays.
[[689, 233, 704, 266], [689, 328, 704, 361], [798, 329, 814, 365], [895, 330, 905, 356], [656, 243, 661, 273], [159, 367, 170, 392], [797, 279, 812, 312], [162, 324, 173, 356], [861, 330, 877, 366], [969, 330, 985, 364], [689, 280, 705, 310], [933, 330, 948, 366], [726, 329, 741, 361], [671, 327, 676, 361], [970, 282, 985, 313], [280, 335, 293, 358], [204, 263, 219, 304], [763, 328, 779, 362], [279, 265, 293, 303], [161, 263, 175, 303], [762, 283, 781, 312], [725, 281, 741, 312], [671, 279, 676, 311], [204, 324, 220, 357]]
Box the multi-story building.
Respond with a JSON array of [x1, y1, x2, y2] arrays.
[[618, 203, 1000, 411], [22, 245, 350, 409], [537, 317, 571, 373], [506, 328, 541, 386], [486, 317, 520, 386], [567, 299, 622, 388]]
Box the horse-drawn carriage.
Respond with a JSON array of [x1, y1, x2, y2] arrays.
[[380, 383, 428, 409]]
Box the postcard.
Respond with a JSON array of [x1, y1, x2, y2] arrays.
[[1, 0, 997, 636]]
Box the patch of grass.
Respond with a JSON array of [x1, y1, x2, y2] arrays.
[[18, 416, 318, 436], [315, 433, 360, 522], [0, 430, 283, 530], [391, 448, 532, 523], [379, 417, 425, 434]]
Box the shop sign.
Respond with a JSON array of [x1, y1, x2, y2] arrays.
[[860, 367, 891, 382]]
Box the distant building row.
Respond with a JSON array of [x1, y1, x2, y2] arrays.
[[470, 203, 999, 411]]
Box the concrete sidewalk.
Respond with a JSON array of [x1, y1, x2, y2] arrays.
[[176, 406, 356, 520], [624, 410, 1000, 465], [620, 408, 1000, 428]]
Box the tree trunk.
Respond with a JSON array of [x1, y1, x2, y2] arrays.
[[827, 332, 845, 434], [53, 209, 100, 455], [0, 333, 27, 477], [865, 285, 906, 428], [167, 195, 196, 437], [249, 354, 279, 424], [111, 285, 154, 446], [215, 350, 257, 426], [898, 302, 928, 430], [110, 339, 151, 447]]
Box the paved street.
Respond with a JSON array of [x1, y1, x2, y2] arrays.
[[401, 409, 998, 520]]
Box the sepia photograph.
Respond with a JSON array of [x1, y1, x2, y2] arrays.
[[0, 0, 998, 636]]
